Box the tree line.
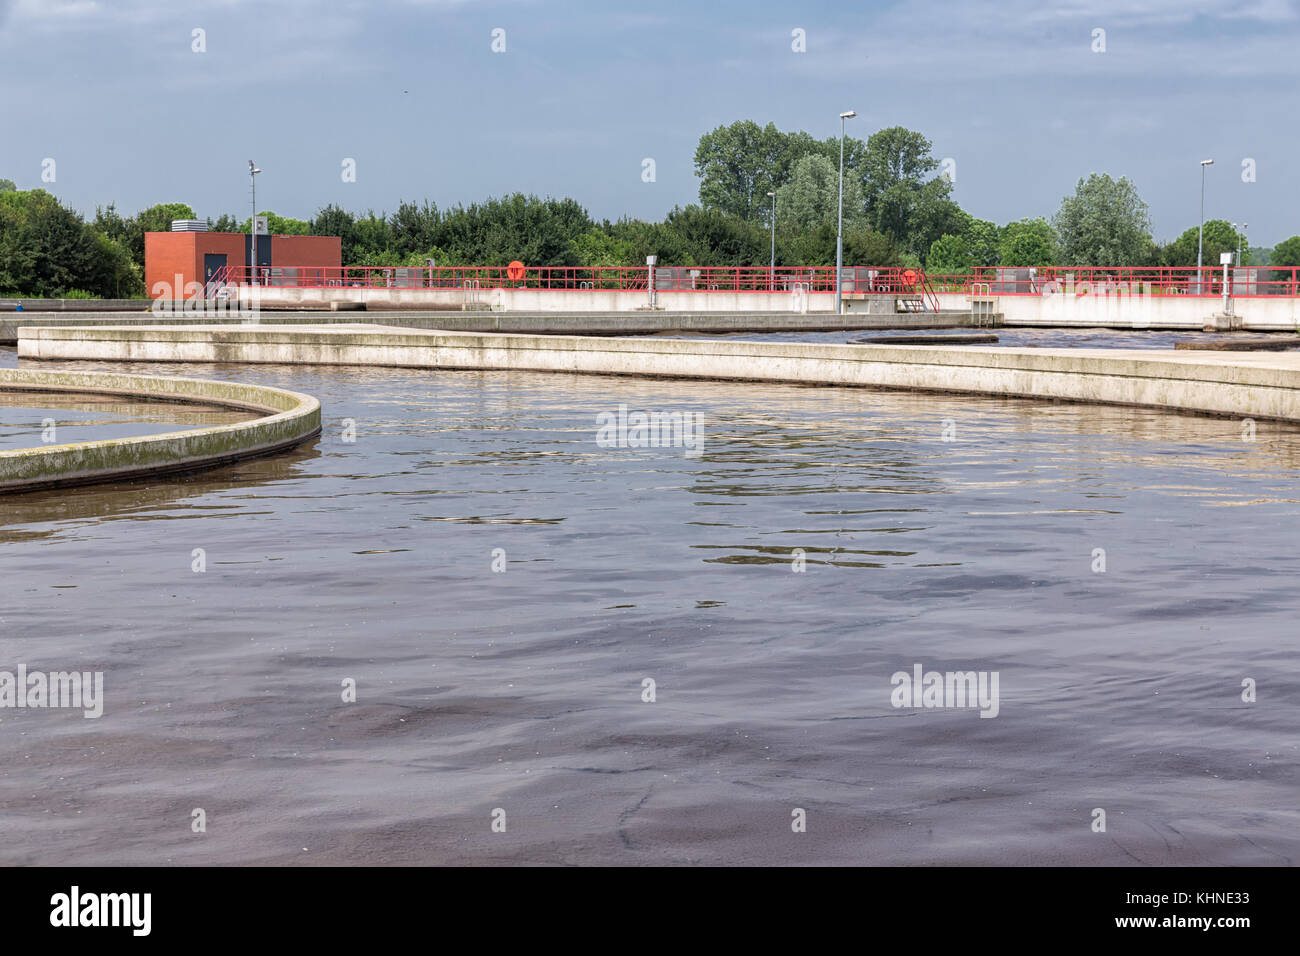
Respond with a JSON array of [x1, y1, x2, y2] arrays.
[[3, 122, 1299, 298]]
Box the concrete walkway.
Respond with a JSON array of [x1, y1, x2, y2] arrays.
[[0, 310, 970, 346], [0, 366, 321, 493], [18, 323, 1300, 424]]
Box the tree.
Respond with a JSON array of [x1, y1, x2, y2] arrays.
[[608, 217, 694, 266], [574, 227, 633, 267], [1269, 236, 1300, 292], [1052, 174, 1152, 266], [99, 202, 197, 268], [694, 121, 829, 221], [661, 205, 767, 266], [775, 153, 866, 232], [961, 215, 998, 269], [0, 179, 15, 192], [999, 218, 1057, 267], [431, 194, 592, 266], [859, 126, 954, 257], [925, 234, 972, 274], [310, 204, 360, 260], [0, 188, 140, 297], [1271, 236, 1300, 267], [782, 222, 900, 268], [238, 211, 310, 235], [1159, 220, 1245, 268], [389, 200, 439, 257]]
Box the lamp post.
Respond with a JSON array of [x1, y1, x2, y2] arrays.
[[249, 161, 262, 286], [1197, 158, 1214, 293], [835, 110, 856, 315], [767, 190, 776, 291]]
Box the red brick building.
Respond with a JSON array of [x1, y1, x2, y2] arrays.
[[144, 232, 342, 299]]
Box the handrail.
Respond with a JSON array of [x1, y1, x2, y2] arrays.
[[206, 264, 1300, 298]]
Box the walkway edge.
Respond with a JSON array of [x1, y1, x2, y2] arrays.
[[18, 323, 1300, 425], [0, 367, 321, 494]]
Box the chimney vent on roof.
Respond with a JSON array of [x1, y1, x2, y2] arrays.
[[171, 219, 208, 232]]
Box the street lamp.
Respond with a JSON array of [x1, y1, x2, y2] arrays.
[[766, 190, 776, 291], [1197, 159, 1214, 293], [836, 110, 856, 315], [249, 161, 262, 286]]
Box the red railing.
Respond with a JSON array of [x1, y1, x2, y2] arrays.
[[214, 264, 1300, 299], [927, 265, 1300, 298], [220, 265, 946, 299]]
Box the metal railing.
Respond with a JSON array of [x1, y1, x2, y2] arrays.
[[211, 264, 1300, 298], [927, 265, 1300, 298]]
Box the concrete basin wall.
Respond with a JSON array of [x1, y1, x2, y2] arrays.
[[18, 324, 1300, 425], [934, 291, 1300, 329], [0, 310, 965, 346], [0, 367, 321, 494]]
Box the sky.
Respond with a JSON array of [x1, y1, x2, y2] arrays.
[[1, 0, 1297, 245]]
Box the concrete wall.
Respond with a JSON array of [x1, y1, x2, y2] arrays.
[[241, 284, 1300, 329], [0, 310, 966, 345], [19, 324, 1300, 425], [0, 299, 151, 312], [936, 291, 1300, 330], [241, 285, 843, 313], [0, 367, 321, 493]]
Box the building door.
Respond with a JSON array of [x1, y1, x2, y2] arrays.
[[244, 233, 271, 286], [203, 254, 227, 294]]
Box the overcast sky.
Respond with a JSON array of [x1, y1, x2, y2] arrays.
[[1, 0, 1297, 245]]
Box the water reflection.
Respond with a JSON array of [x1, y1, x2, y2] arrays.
[[0, 390, 257, 449]]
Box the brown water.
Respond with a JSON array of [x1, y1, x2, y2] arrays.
[[1, 346, 1297, 865]]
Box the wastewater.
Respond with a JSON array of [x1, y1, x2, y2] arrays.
[[1, 345, 1296, 864]]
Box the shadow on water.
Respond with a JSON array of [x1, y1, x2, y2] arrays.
[[0, 442, 321, 541]]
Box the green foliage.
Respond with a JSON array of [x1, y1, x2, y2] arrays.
[[574, 227, 633, 267], [776, 153, 866, 233], [925, 233, 972, 275], [1159, 219, 1244, 267], [237, 211, 311, 235], [693, 120, 955, 262], [0, 188, 141, 297], [607, 217, 694, 266], [694, 120, 829, 221], [780, 222, 900, 268], [1265, 235, 1300, 267], [859, 127, 955, 258], [89, 201, 195, 269], [0, 178, 16, 192], [661, 205, 769, 266], [999, 218, 1058, 267], [1052, 173, 1152, 266]]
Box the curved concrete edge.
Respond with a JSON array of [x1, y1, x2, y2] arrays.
[[18, 323, 1300, 425], [0, 367, 321, 494]]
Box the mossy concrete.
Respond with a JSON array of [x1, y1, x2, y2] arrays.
[[0, 367, 321, 494], [19, 322, 1300, 425]]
